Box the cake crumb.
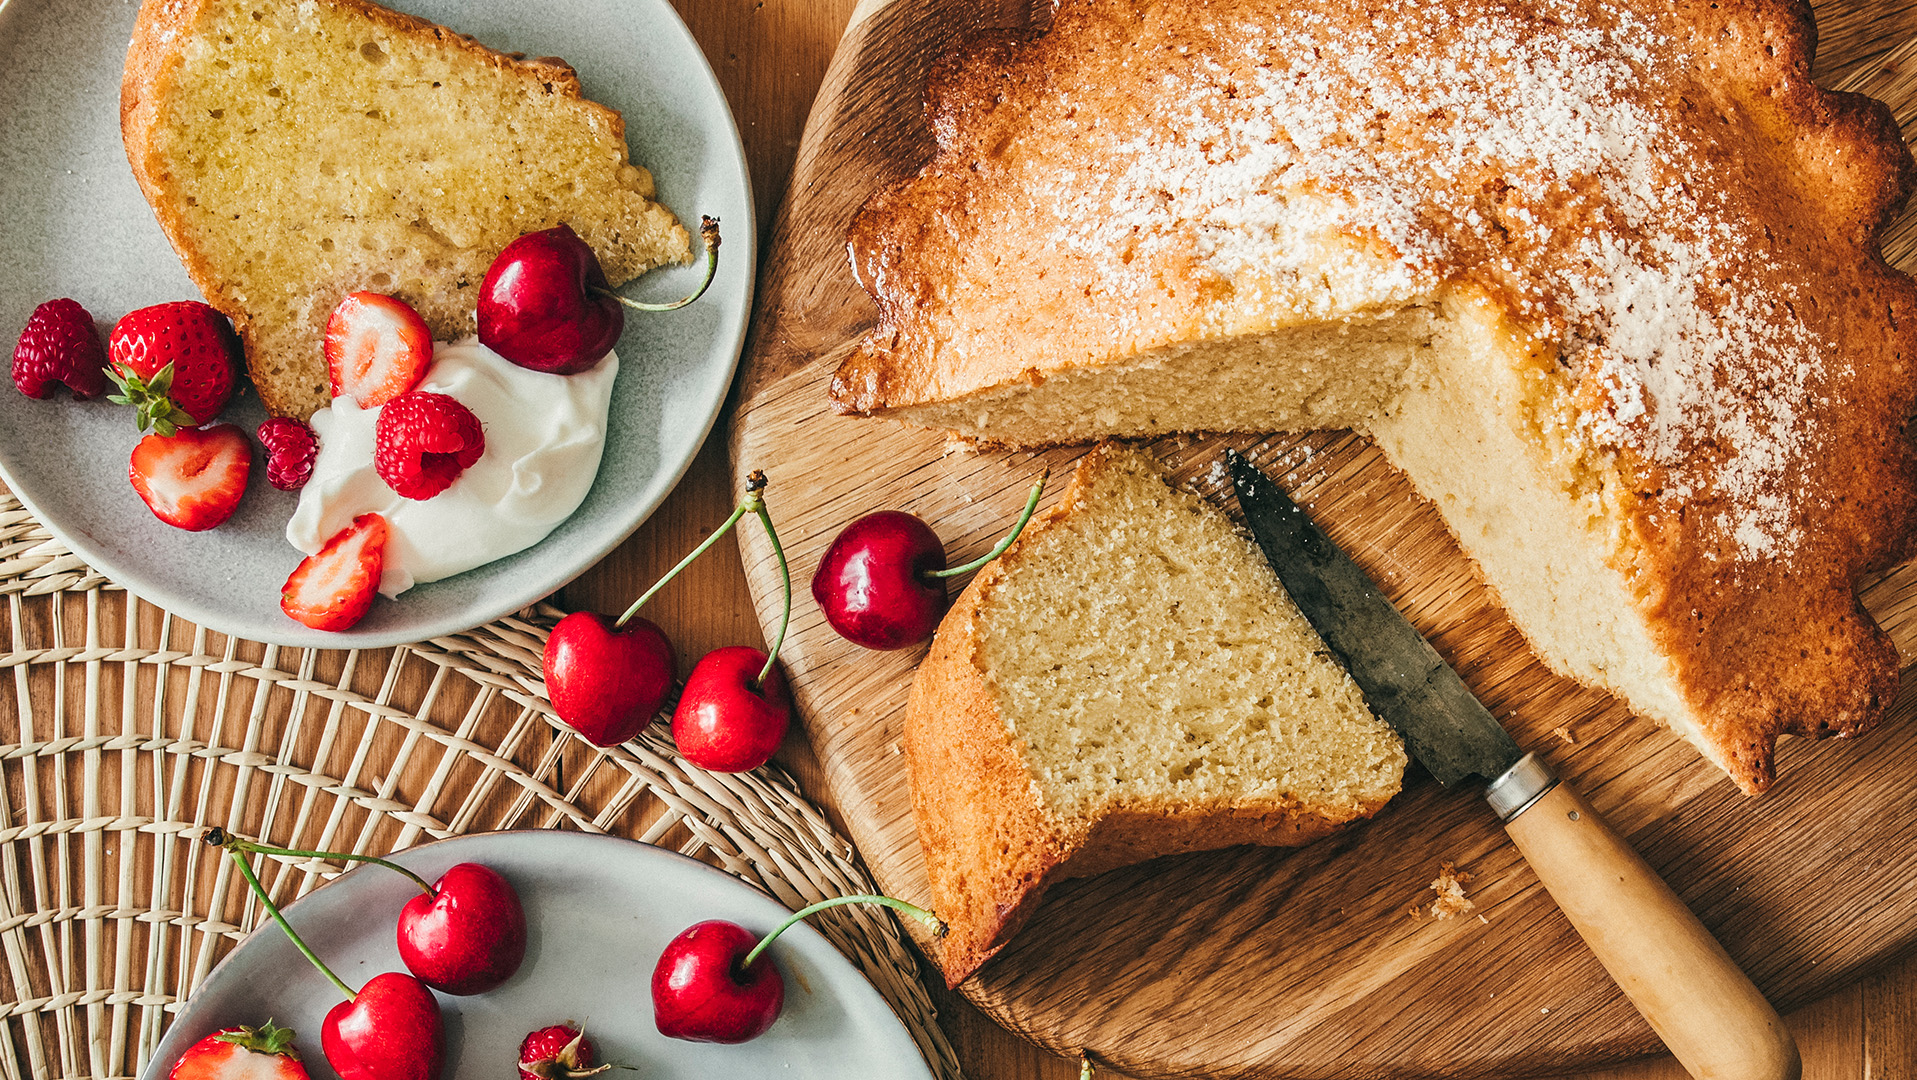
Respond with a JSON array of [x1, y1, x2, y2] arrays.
[[1426, 861, 1475, 920], [1552, 724, 1576, 745]]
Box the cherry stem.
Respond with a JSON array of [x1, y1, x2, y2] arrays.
[[740, 894, 946, 970], [925, 468, 1050, 579], [212, 832, 436, 899], [746, 471, 791, 689], [616, 491, 752, 627], [206, 828, 357, 1003], [593, 216, 721, 312]]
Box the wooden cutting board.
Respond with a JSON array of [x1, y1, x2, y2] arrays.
[[727, 2, 1917, 1076]]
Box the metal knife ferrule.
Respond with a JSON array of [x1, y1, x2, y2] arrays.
[[1485, 752, 1559, 822]]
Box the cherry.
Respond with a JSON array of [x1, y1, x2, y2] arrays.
[[543, 611, 675, 747], [396, 863, 527, 995], [669, 471, 796, 774], [206, 830, 444, 1080], [209, 833, 526, 995], [651, 895, 944, 1044], [322, 973, 445, 1080], [478, 218, 721, 374], [812, 471, 1047, 650], [673, 647, 791, 773]]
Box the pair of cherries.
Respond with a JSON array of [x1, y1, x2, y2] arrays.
[[207, 829, 528, 1080], [544, 470, 793, 773]]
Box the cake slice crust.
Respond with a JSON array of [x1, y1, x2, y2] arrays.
[[121, 0, 691, 418], [907, 445, 1406, 985]]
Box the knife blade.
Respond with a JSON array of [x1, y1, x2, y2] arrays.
[[1226, 449, 1799, 1080], [1227, 450, 1520, 787]]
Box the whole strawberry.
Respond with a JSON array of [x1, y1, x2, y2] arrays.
[[375, 391, 484, 500], [13, 298, 108, 400], [516, 1024, 608, 1080], [108, 301, 240, 435], [258, 417, 319, 491], [170, 1020, 310, 1080]]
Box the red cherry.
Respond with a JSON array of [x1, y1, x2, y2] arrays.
[[671, 647, 790, 773], [542, 611, 676, 747], [477, 225, 624, 375], [320, 972, 444, 1080], [395, 863, 527, 995], [811, 511, 948, 650], [650, 920, 783, 1044]]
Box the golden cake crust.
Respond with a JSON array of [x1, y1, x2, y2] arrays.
[[851, 0, 1917, 793], [906, 445, 1390, 986]]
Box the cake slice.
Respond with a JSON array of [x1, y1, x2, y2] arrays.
[[907, 444, 1407, 985], [120, 0, 691, 419], [846, 0, 1917, 794]]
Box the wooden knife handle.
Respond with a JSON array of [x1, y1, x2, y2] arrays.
[[1501, 777, 1800, 1080]]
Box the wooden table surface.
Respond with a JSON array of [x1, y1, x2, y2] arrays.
[[588, 2, 1917, 1076]]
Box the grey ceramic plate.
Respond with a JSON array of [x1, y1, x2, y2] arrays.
[[141, 831, 937, 1080], [0, 0, 753, 647]]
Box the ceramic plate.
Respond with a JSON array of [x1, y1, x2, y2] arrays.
[[0, 0, 753, 647], [140, 831, 936, 1080]]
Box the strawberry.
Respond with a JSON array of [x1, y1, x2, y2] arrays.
[[13, 298, 108, 400], [517, 1024, 609, 1080], [257, 417, 319, 491], [169, 1021, 310, 1080], [128, 424, 252, 531], [107, 301, 241, 435], [326, 292, 433, 408], [282, 513, 387, 631], [374, 391, 484, 500]]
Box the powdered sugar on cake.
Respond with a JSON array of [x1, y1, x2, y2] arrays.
[[1025, 0, 1827, 558]]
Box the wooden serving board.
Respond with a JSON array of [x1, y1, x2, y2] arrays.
[[727, 2, 1917, 1076]]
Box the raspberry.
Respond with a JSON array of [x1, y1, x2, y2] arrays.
[[374, 391, 485, 500], [258, 417, 319, 491], [13, 298, 108, 400]]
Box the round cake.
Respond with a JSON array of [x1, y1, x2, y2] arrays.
[[838, 0, 1917, 794]]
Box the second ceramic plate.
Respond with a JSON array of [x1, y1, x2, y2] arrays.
[[141, 831, 935, 1080]]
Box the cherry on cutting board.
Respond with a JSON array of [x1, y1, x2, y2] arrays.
[[204, 829, 444, 1080], [651, 895, 944, 1043], [210, 832, 526, 995], [811, 470, 1048, 650], [477, 217, 721, 375]]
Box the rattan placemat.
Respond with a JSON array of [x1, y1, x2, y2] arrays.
[[0, 491, 962, 1080]]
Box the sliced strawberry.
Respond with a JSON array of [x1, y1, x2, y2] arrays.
[[325, 292, 433, 408], [14, 298, 108, 400], [170, 1021, 309, 1080], [128, 424, 252, 531], [282, 513, 387, 631], [107, 301, 241, 434]]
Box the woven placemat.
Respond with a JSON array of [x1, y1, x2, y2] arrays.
[[0, 491, 962, 1080]]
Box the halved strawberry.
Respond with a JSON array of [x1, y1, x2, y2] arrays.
[[170, 1021, 309, 1080], [282, 513, 387, 631], [325, 292, 432, 408], [128, 424, 252, 531]]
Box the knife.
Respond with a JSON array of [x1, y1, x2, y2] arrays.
[[1227, 450, 1799, 1080]]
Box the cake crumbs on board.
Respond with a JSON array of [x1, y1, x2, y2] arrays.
[[1410, 860, 1477, 920]]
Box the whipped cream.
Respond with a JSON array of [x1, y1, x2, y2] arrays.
[[287, 338, 617, 598]]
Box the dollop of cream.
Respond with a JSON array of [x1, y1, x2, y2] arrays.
[[287, 338, 617, 597]]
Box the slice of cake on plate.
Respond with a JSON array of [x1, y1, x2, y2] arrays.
[[121, 0, 690, 418], [907, 444, 1407, 984], [844, 0, 1917, 793]]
